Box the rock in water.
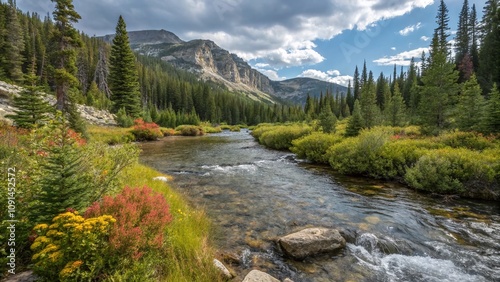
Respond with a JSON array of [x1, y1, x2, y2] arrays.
[[242, 270, 280, 282], [213, 259, 233, 279], [278, 228, 346, 259]]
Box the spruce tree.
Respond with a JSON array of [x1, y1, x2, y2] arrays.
[[435, 0, 451, 54], [6, 73, 52, 129], [384, 81, 407, 127], [478, 0, 500, 92], [418, 33, 459, 134], [360, 72, 380, 128], [483, 83, 500, 133], [318, 104, 337, 133], [5, 0, 24, 83], [345, 100, 363, 137], [109, 15, 141, 117], [469, 4, 479, 73], [353, 66, 360, 101], [31, 114, 91, 223], [457, 74, 484, 131], [346, 80, 354, 114], [455, 0, 470, 69]]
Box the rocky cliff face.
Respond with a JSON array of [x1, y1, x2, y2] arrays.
[[102, 30, 345, 104]]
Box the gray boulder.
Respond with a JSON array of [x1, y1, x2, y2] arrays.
[[278, 228, 346, 259], [242, 270, 280, 282]]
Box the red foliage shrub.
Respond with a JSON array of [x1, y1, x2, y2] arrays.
[[130, 118, 163, 141], [85, 186, 172, 260]]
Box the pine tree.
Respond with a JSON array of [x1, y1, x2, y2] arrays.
[[455, 0, 470, 69], [384, 81, 407, 127], [109, 15, 141, 117], [49, 0, 82, 111], [360, 73, 379, 128], [318, 104, 337, 133], [435, 0, 451, 54], [346, 80, 354, 114], [457, 74, 484, 131], [375, 72, 386, 110], [353, 66, 360, 101], [31, 114, 91, 223], [345, 99, 363, 137], [469, 4, 479, 73], [418, 33, 459, 134], [478, 0, 500, 92], [6, 73, 52, 129], [483, 83, 500, 133], [4, 0, 24, 83]]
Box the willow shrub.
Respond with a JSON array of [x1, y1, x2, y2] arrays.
[[291, 132, 343, 163], [175, 125, 205, 136], [436, 130, 494, 151], [405, 148, 500, 199], [257, 124, 312, 150]]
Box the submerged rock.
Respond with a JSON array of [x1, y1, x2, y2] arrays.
[[242, 270, 280, 282], [278, 227, 346, 259], [152, 176, 169, 182]]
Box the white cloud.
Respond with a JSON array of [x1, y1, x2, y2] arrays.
[[258, 69, 286, 81], [399, 22, 422, 36], [420, 35, 430, 41], [391, 47, 397, 50], [17, 0, 435, 70], [299, 69, 352, 86], [373, 47, 429, 66]]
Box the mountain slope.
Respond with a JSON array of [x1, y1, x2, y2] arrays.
[[102, 30, 346, 103]]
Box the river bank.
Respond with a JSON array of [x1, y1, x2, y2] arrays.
[[139, 131, 500, 281]]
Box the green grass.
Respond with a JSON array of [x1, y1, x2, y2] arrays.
[[113, 163, 224, 281], [88, 125, 135, 144]]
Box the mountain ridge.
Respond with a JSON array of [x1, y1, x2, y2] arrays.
[[100, 29, 347, 103]]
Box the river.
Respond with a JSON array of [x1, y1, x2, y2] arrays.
[[139, 130, 500, 282]]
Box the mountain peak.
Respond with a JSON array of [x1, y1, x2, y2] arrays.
[[101, 29, 184, 45]]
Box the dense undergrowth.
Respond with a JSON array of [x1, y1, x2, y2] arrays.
[[252, 121, 500, 200], [0, 120, 224, 281]]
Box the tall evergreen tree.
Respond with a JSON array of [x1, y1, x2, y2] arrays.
[[318, 104, 337, 133], [435, 0, 451, 54], [353, 66, 360, 102], [4, 0, 24, 83], [455, 0, 470, 68], [49, 0, 82, 111], [359, 73, 379, 128], [109, 15, 141, 117], [418, 33, 459, 134], [346, 80, 354, 114], [478, 0, 500, 92], [457, 74, 484, 131], [469, 4, 479, 73], [384, 81, 407, 127], [345, 99, 363, 137], [483, 83, 500, 133]]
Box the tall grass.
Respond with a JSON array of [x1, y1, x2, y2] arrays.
[[116, 164, 224, 281]]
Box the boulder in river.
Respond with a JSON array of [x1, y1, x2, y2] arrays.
[[242, 270, 280, 282], [278, 227, 346, 259], [213, 258, 233, 279]]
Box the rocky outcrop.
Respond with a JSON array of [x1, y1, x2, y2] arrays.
[[242, 270, 280, 282], [278, 228, 346, 259], [0, 81, 116, 126]]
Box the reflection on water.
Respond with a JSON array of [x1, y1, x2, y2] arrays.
[[139, 131, 500, 282]]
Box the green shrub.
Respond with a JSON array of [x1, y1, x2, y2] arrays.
[[203, 126, 223, 133], [31, 211, 116, 281], [230, 125, 241, 132], [405, 148, 499, 198], [258, 124, 312, 150], [115, 108, 134, 128], [437, 131, 494, 151], [175, 125, 205, 136], [250, 123, 275, 139], [291, 132, 343, 163], [161, 127, 177, 136]]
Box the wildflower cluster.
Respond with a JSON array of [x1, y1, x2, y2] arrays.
[[130, 118, 163, 141], [85, 186, 172, 260], [31, 211, 116, 281]]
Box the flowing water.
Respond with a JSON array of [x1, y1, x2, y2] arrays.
[[139, 131, 500, 282]]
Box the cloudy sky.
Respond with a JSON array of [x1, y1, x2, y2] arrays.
[[16, 0, 484, 85]]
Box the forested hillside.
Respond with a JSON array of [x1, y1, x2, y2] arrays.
[[0, 1, 304, 128]]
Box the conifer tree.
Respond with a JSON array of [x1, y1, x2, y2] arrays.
[[353, 66, 360, 102], [346, 80, 354, 114], [435, 0, 451, 54], [5, 0, 24, 83], [6, 73, 52, 129], [49, 0, 82, 111], [483, 83, 500, 133], [418, 33, 459, 134], [30, 114, 91, 223], [318, 104, 337, 133], [345, 99, 363, 137], [478, 0, 500, 92], [457, 74, 484, 131], [469, 4, 479, 73], [455, 0, 470, 68], [384, 81, 407, 127], [360, 72, 379, 128], [109, 15, 141, 117]]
